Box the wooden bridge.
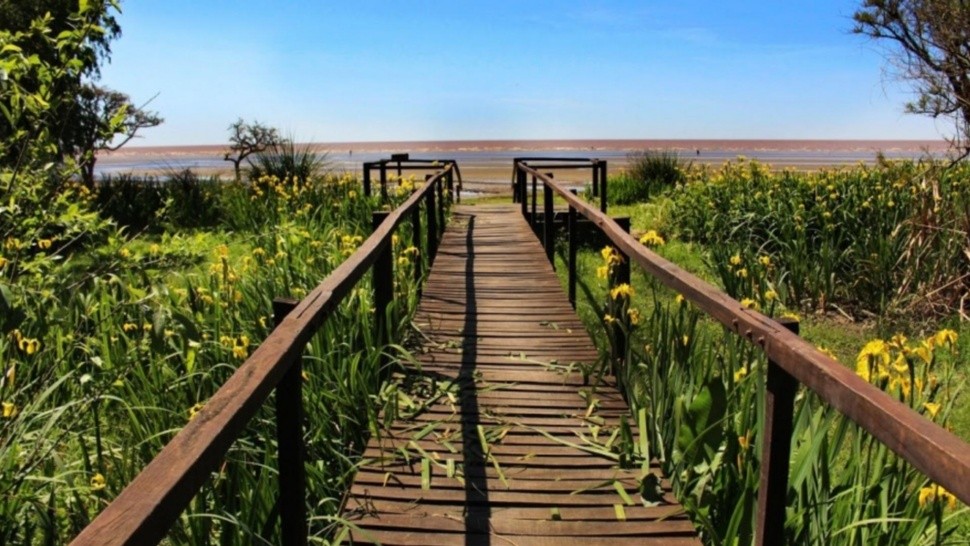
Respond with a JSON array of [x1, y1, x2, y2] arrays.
[[72, 158, 970, 545]]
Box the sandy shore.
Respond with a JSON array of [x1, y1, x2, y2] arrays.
[[97, 139, 952, 195]]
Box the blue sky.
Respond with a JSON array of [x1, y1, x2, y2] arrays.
[[100, 1, 946, 146]]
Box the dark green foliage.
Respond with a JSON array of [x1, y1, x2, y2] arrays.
[[608, 150, 690, 205], [249, 140, 329, 184], [94, 171, 223, 231]]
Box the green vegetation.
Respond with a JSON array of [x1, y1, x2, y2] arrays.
[[558, 157, 969, 544], [608, 150, 691, 205]]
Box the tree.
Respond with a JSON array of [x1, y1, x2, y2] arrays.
[[71, 85, 163, 186], [0, 0, 125, 166], [854, 1, 970, 155], [223, 119, 282, 180]]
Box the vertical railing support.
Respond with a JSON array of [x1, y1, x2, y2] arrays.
[[591, 161, 599, 198], [611, 217, 631, 367], [363, 164, 372, 198], [543, 181, 555, 268], [518, 168, 528, 218], [436, 177, 445, 235], [426, 184, 439, 264], [379, 162, 388, 202], [272, 297, 306, 546], [411, 205, 422, 294], [599, 162, 608, 214], [446, 169, 455, 203], [372, 212, 393, 378], [530, 174, 538, 230], [756, 318, 800, 546], [568, 189, 578, 308]]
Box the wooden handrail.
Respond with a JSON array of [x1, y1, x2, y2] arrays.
[[70, 166, 453, 546], [518, 163, 970, 511]]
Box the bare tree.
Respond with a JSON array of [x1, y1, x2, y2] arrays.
[[223, 119, 281, 180], [854, 0, 970, 156], [72, 85, 163, 186]]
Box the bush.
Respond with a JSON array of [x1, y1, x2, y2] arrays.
[[249, 140, 329, 184], [610, 150, 690, 205]]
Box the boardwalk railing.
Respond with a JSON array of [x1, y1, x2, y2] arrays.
[[363, 153, 463, 202], [70, 165, 455, 546], [516, 160, 970, 546]]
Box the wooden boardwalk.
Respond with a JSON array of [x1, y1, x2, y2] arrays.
[[342, 204, 700, 545]]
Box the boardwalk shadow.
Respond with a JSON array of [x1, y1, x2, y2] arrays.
[[456, 212, 491, 545]]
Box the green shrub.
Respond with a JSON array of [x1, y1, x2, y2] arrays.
[[249, 140, 329, 184], [610, 150, 690, 205]]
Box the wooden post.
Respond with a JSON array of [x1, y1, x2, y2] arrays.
[[446, 169, 455, 204], [543, 181, 555, 269], [411, 205, 422, 293], [363, 165, 372, 198], [600, 162, 608, 214], [591, 162, 599, 197], [272, 297, 306, 546], [379, 162, 388, 202], [372, 212, 393, 377], [568, 190, 578, 308], [518, 169, 528, 218], [531, 175, 538, 230], [756, 318, 800, 546], [426, 185, 438, 264], [611, 217, 631, 365], [436, 177, 445, 235]]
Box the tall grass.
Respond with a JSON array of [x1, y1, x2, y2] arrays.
[[671, 158, 970, 317], [561, 236, 966, 545], [0, 169, 436, 543], [608, 150, 690, 205]]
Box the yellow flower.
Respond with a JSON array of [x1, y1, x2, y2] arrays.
[[397, 256, 410, 266], [149, 243, 161, 255], [2, 402, 17, 419], [188, 403, 205, 421], [758, 255, 772, 267], [600, 246, 623, 266], [627, 308, 641, 325], [738, 431, 752, 451], [18, 337, 40, 355], [681, 335, 690, 346], [924, 402, 941, 419], [0, 255, 7, 268], [402, 246, 420, 256], [764, 290, 777, 302], [933, 329, 958, 349], [596, 265, 609, 280], [675, 294, 686, 306], [780, 311, 800, 323], [610, 283, 635, 300], [90, 473, 106, 491], [4, 237, 21, 251], [37, 238, 53, 249], [603, 314, 617, 325], [740, 298, 758, 310], [729, 253, 742, 266], [918, 484, 957, 510], [638, 230, 665, 247], [735, 268, 748, 278], [118, 248, 131, 259], [122, 322, 138, 333], [733, 368, 747, 383]]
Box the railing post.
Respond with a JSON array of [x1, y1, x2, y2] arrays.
[[436, 177, 445, 235], [518, 168, 528, 218], [272, 297, 306, 546], [568, 189, 578, 308], [372, 212, 393, 377], [379, 162, 388, 202], [411, 204, 422, 294], [543, 181, 554, 269], [591, 161, 599, 197], [426, 183, 438, 264], [363, 164, 372, 198], [611, 217, 631, 365], [531, 174, 538, 230], [600, 162, 608, 214], [446, 169, 455, 204], [756, 318, 800, 546]]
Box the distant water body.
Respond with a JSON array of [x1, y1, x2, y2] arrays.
[[96, 139, 950, 182]]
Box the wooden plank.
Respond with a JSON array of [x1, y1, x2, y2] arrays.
[[342, 204, 699, 545]]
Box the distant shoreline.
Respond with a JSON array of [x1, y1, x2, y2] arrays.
[[107, 138, 950, 157]]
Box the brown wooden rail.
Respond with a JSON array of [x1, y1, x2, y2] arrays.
[[70, 166, 455, 546], [516, 161, 970, 546]]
